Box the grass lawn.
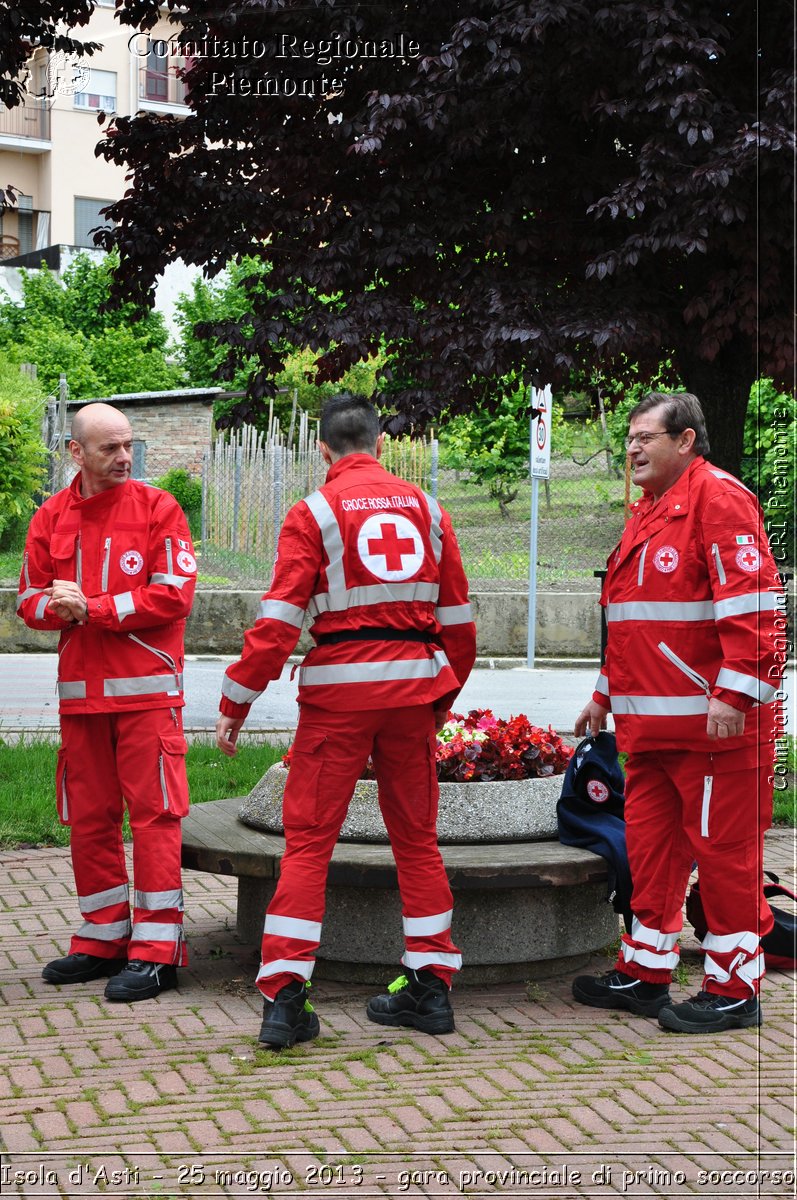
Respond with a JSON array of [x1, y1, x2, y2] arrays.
[[0, 737, 286, 848]]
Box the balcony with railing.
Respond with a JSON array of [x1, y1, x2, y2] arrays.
[[138, 60, 189, 110], [0, 99, 51, 147]]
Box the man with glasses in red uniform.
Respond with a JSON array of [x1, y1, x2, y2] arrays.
[[572, 392, 783, 1032]]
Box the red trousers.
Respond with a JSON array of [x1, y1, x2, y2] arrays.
[[257, 703, 460, 999], [57, 707, 189, 965], [616, 747, 774, 997]]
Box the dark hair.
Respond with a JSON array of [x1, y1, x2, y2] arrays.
[[628, 391, 711, 456], [319, 393, 381, 455]]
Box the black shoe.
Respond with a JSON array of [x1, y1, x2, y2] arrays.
[[42, 953, 127, 985], [658, 990, 761, 1033], [366, 969, 455, 1034], [572, 969, 671, 1016], [258, 980, 320, 1049], [104, 960, 178, 1002]]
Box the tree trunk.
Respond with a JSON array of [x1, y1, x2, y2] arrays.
[[675, 339, 756, 477]]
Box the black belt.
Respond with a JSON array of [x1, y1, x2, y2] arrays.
[[316, 628, 436, 646]]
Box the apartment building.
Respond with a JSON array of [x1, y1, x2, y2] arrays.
[[0, 4, 188, 261]]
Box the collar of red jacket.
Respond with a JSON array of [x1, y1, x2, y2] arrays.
[[325, 452, 383, 483], [68, 471, 130, 511], [630, 453, 708, 524]]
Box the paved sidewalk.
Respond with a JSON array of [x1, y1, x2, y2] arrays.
[[1, 831, 794, 1198]]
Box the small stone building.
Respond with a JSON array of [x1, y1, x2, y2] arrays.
[[64, 388, 223, 481]]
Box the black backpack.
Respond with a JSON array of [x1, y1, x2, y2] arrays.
[[686, 872, 797, 971]]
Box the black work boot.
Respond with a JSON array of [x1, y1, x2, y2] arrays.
[[258, 980, 320, 1049], [572, 969, 671, 1016], [366, 969, 455, 1034], [42, 953, 127, 985], [104, 960, 178, 1002], [658, 990, 761, 1033]]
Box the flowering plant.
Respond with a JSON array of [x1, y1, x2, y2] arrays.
[[282, 708, 573, 783], [434, 709, 573, 782]]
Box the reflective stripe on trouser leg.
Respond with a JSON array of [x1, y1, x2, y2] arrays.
[[115, 709, 189, 965], [620, 916, 680, 974], [702, 930, 764, 995], [372, 706, 462, 986], [61, 714, 132, 960]]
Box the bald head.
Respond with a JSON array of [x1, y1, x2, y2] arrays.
[[69, 404, 134, 497]]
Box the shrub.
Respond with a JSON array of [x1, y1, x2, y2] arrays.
[[742, 380, 795, 568], [152, 468, 202, 537], [0, 364, 48, 549]]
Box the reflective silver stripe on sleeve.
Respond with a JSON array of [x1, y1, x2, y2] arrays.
[[104, 673, 183, 697], [606, 600, 714, 623], [130, 922, 182, 944], [149, 573, 191, 588], [403, 910, 453, 937], [300, 651, 450, 688], [714, 592, 781, 620], [257, 958, 314, 983], [77, 919, 131, 942], [308, 581, 439, 617], [79, 884, 130, 913], [58, 681, 87, 700], [264, 914, 322, 941], [134, 889, 185, 913], [709, 470, 755, 496], [35, 594, 49, 620], [258, 599, 305, 627], [401, 950, 462, 971], [610, 695, 710, 716], [303, 490, 347, 593], [594, 673, 610, 697], [422, 491, 443, 564], [715, 668, 777, 704], [113, 592, 136, 621], [221, 674, 264, 706], [16, 586, 48, 613], [435, 603, 472, 626]]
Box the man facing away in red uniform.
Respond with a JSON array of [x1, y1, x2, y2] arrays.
[[216, 394, 477, 1047], [17, 403, 197, 1001], [571, 392, 784, 1033]]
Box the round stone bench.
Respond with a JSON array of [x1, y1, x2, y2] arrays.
[[181, 796, 619, 984]]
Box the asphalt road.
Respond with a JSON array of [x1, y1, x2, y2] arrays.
[[1, 653, 794, 738]]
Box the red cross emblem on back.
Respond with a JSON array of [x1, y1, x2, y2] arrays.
[[356, 513, 424, 582], [367, 523, 417, 572]]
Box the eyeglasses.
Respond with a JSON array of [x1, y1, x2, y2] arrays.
[[624, 431, 676, 450]]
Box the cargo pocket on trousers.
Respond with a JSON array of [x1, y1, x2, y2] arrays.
[[55, 747, 70, 826], [158, 733, 190, 817], [425, 734, 440, 826], [282, 732, 327, 829]]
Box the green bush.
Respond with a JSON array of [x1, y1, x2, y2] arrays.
[[153, 468, 202, 537], [0, 364, 48, 549], [742, 380, 795, 568]]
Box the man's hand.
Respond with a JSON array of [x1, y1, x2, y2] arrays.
[[48, 579, 88, 623], [707, 697, 745, 740], [574, 699, 610, 738], [216, 714, 245, 758]]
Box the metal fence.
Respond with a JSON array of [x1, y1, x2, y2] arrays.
[[197, 421, 626, 592]]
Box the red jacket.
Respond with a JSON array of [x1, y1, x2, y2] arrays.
[[221, 454, 477, 717], [17, 475, 197, 714], [593, 457, 784, 754]]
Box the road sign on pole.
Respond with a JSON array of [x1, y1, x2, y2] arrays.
[[527, 385, 553, 667]]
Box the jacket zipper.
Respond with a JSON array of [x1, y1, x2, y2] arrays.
[[23, 552, 31, 588], [127, 633, 178, 675], [711, 542, 727, 585], [637, 539, 649, 586], [165, 536, 174, 575], [701, 773, 713, 838], [62, 764, 69, 822], [76, 532, 83, 590], [101, 536, 112, 592], [658, 641, 712, 696]]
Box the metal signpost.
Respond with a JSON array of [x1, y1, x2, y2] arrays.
[[527, 384, 552, 667]]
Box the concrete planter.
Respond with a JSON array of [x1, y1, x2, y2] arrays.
[[238, 763, 563, 844]]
